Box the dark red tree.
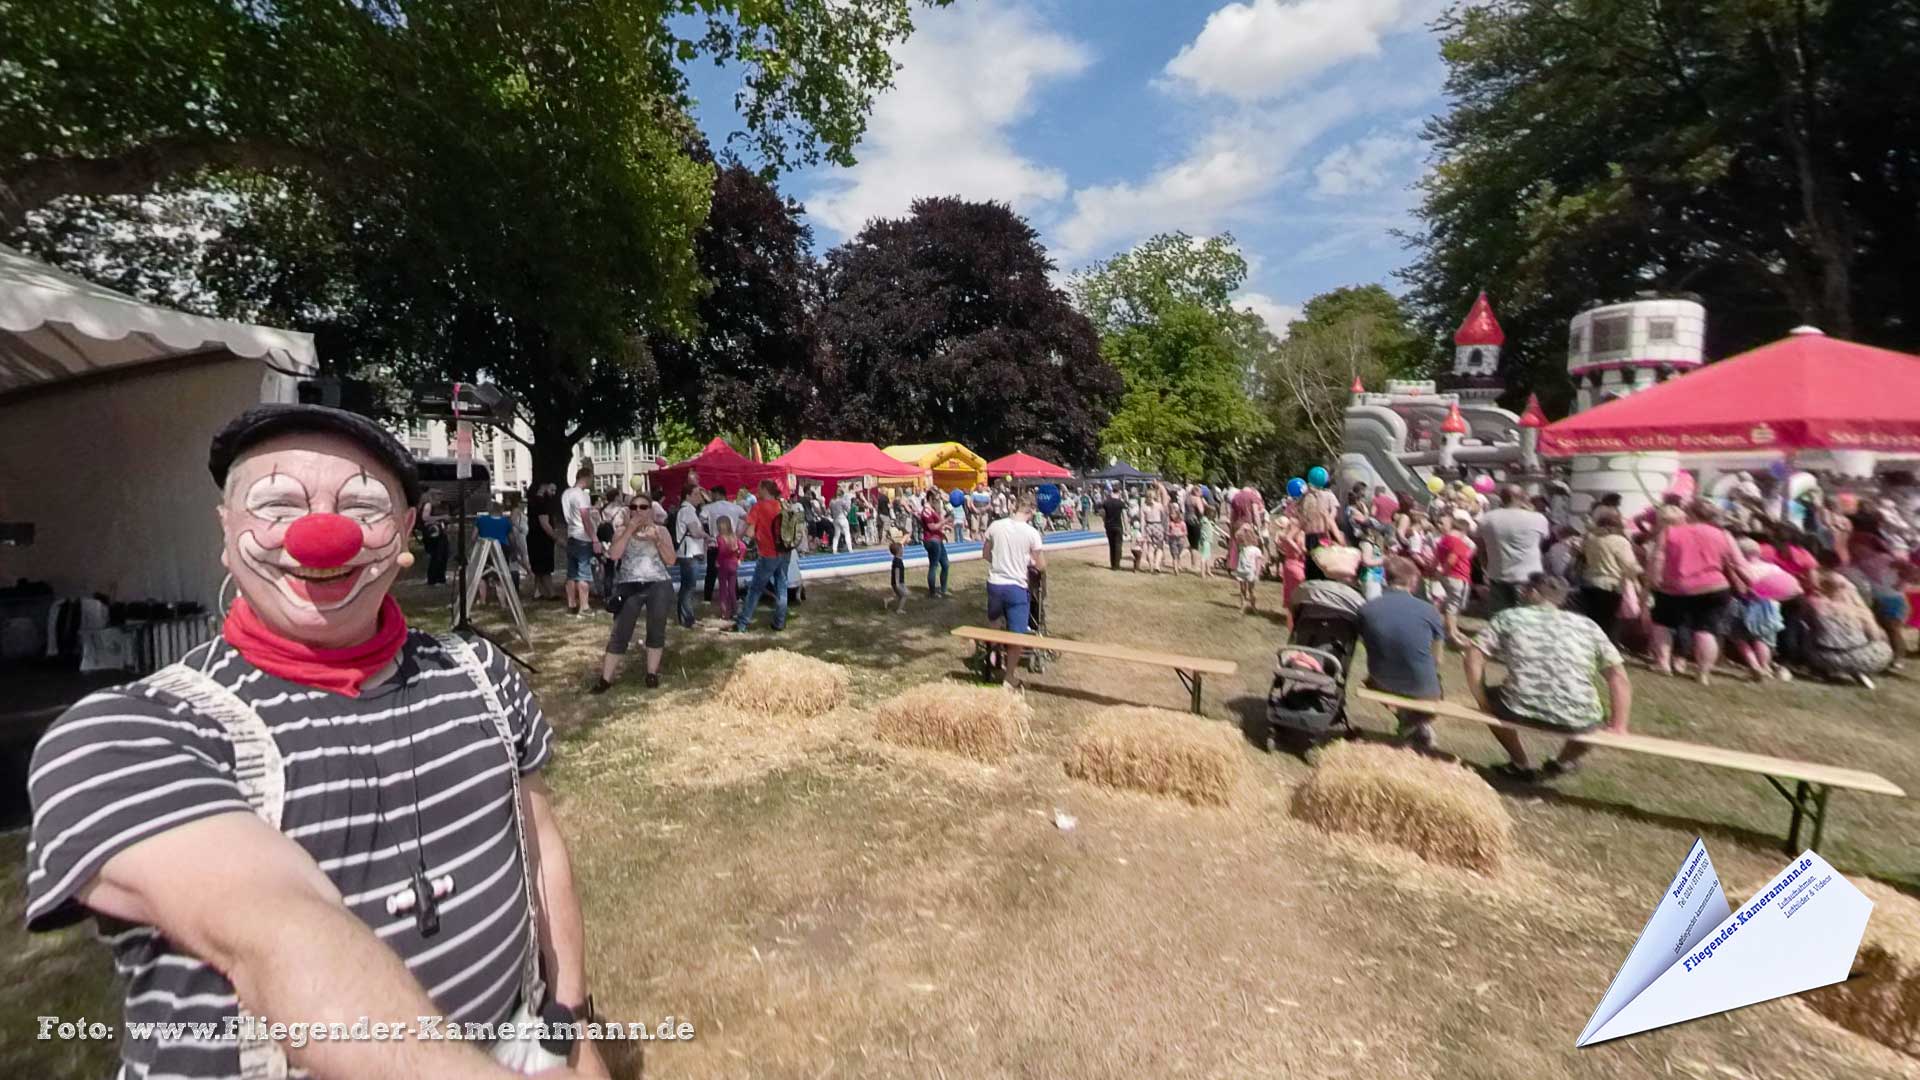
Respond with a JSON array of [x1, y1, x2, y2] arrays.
[[815, 197, 1121, 465], [651, 161, 821, 443]]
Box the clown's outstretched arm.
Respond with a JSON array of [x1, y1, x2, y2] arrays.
[[78, 811, 575, 1080]]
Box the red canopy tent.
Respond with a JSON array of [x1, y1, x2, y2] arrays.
[[1539, 329, 1920, 458], [653, 437, 788, 506], [984, 451, 1073, 480], [774, 439, 926, 496]]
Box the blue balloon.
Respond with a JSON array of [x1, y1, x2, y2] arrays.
[[1037, 484, 1062, 515], [971, 492, 991, 508], [1286, 477, 1307, 499], [1307, 466, 1330, 488], [949, 488, 966, 507]]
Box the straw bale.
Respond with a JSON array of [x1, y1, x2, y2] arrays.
[[873, 682, 1031, 762], [1289, 741, 1511, 874], [1064, 707, 1243, 806], [1803, 877, 1920, 1058], [718, 649, 849, 718]]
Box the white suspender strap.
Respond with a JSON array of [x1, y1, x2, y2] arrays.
[[436, 633, 546, 1006], [135, 662, 289, 1080], [142, 663, 287, 829]]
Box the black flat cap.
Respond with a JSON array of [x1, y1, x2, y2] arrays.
[[209, 403, 423, 507]]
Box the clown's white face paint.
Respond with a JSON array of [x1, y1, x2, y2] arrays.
[[217, 432, 417, 647]]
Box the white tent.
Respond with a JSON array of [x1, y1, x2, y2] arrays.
[[0, 244, 316, 610]]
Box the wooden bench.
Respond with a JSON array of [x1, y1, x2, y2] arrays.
[[951, 626, 1238, 715], [1355, 688, 1906, 854]]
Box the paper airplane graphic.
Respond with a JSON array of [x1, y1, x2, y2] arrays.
[[1577, 838, 1874, 1046]]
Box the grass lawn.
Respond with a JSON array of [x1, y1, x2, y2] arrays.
[[4, 548, 1918, 1078]]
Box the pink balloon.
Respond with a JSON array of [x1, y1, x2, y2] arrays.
[[1666, 470, 1696, 499], [1472, 475, 1496, 494]]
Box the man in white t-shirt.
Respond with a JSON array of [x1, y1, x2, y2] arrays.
[[981, 494, 1048, 686], [559, 466, 596, 616], [673, 486, 710, 628]]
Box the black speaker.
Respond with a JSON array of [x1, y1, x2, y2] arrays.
[[297, 377, 382, 416]]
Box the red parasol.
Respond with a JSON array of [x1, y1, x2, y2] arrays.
[[983, 451, 1073, 480], [1539, 329, 1920, 457]]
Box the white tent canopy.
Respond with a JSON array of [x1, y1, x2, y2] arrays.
[[0, 244, 314, 612], [0, 243, 315, 398]]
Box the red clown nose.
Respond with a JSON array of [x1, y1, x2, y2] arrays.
[[283, 513, 364, 569]]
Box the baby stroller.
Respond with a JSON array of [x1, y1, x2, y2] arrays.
[[970, 567, 1053, 681], [1266, 600, 1363, 749]]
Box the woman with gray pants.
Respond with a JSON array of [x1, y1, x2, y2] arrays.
[[592, 492, 677, 693]]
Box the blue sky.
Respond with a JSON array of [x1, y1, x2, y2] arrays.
[[679, 0, 1453, 337]]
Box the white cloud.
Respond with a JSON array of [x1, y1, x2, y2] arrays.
[[805, 1, 1092, 237], [1051, 89, 1359, 262], [1234, 292, 1302, 338], [1312, 135, 1422, 197], [1163, 0, 1438, 102]]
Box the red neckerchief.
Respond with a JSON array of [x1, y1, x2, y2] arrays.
[[223, 595, 410, 698]]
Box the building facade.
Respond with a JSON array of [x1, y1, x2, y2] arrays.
[[398, 418, 660, 500]]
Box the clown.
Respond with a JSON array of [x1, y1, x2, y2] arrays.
[[26, 405, 603, 1080]]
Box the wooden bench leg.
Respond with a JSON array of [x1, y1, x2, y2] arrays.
[[1175, 670, 1203, 714], [1806, 784, 1831, 852], [1771, 778, 1832, 854]]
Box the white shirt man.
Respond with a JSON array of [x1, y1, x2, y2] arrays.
[[981, 496, 1048, 686], [559, 469, 596, 616], [702, 487, 744, 536]]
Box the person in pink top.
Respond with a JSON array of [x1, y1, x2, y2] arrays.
[[1646, 500, 1749, 686]]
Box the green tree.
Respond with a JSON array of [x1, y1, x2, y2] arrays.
[[0, 0, 947, 228], [1403, 0, 1920, 409], [1070, 233, 1268, 480], [650, 160, 821, 449], [2, 0, 949, 488], [1247, 284, 1426, 484]]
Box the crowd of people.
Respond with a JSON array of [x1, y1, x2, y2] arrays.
[[421, 460, 1920, 713], [1082, 471, 1918, 690]]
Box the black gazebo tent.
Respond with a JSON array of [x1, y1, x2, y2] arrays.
[[1088, 461, 1157, 484]]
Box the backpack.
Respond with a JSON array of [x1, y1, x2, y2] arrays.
[[776, 504, 804, 553]]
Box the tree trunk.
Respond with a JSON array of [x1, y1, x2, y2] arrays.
[[529, 407, 576, 499]]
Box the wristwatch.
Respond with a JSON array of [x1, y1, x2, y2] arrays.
[[539, 995, 594, 1056]]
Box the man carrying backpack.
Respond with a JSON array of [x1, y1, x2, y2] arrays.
[[730, 479, 792, 633]]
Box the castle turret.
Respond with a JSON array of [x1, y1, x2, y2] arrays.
[[1439, 402, 1468, 472], [1449, 292, 1506, 404], [1518, 393, 1546, 469], [1563, 297, 1706, 515]]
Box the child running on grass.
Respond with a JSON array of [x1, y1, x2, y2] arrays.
[[887, 537, 908, 613], [1234, 522, 1265, 613]]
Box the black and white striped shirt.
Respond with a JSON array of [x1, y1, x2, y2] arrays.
[[25, 632, 554, 1080]]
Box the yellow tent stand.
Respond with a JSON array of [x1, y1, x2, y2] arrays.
[[883, 441, 988, 492]]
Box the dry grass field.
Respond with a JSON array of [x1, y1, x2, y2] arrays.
[[4, 547, 1918, 1078]]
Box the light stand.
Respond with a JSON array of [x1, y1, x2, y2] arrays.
[[412, 382, 536, 674]]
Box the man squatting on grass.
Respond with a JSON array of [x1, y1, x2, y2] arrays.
[[25, 404, 604, 1079], [1464, 571, 1634, 782]]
